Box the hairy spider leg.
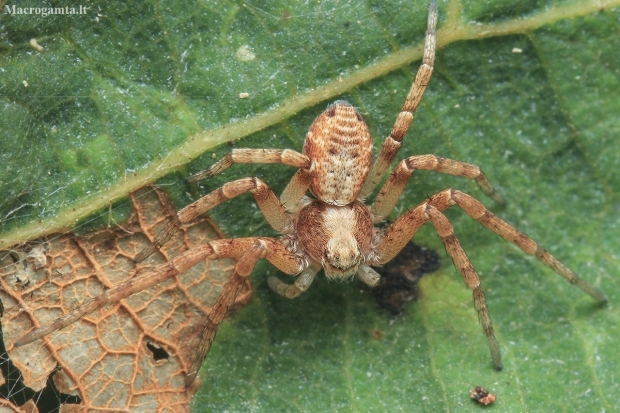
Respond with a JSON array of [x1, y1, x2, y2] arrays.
[[371, 154, 505, 222], [360, 0, 438, 199], [15, 238, 305, 348], [134, 177, 295, 262], [373, 189, 606, 369]]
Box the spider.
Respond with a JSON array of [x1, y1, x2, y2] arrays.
[[16, 1, 606, 388]]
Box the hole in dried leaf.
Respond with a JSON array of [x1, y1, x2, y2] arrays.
[[146, 341, 170, 361]]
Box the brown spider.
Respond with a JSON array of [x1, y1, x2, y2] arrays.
[[16, 1, 606, 388]]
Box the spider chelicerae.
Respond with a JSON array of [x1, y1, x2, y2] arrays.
[[17, 1, 606, 387]]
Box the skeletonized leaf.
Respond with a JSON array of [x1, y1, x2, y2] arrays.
[[0, 187, 248, 412]]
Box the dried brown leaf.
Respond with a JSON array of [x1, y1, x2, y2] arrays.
[[0, 187, 249, 412]]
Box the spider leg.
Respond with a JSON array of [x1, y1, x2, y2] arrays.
[[187, 149, 310, 182], [360, 1, 438, 199], [134, 177, 291, 262], [185, 239, 266, 387], [425, 204, 501, 370], [15, 237, 306, 348], [448, 190, 607, 302], [375, 189, 606, 302], [279, 169, 311, 210], [371, 154, 505, 222], [374, 190, 605, 370]]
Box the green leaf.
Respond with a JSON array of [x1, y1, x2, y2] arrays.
[[2, 0, 619, 411]]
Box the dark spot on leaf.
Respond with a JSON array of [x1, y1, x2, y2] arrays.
[[368, 242, 440, 315], [146, 341, 170, 361]]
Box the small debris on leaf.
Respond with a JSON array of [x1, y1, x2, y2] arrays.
[[470, 386, 496, 405], [30, 38, 44, 52]]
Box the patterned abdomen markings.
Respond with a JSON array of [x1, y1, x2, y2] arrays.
[[303, 101, 373, 205]]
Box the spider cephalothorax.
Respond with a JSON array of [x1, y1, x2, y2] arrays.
[[17, 1, 606, 388], [296, 199, 374, 279]]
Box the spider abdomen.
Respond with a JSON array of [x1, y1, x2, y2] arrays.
[[303, 101, 373, 205]]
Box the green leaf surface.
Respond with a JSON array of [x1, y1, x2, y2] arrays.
[[1, 0, 619, 411]]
